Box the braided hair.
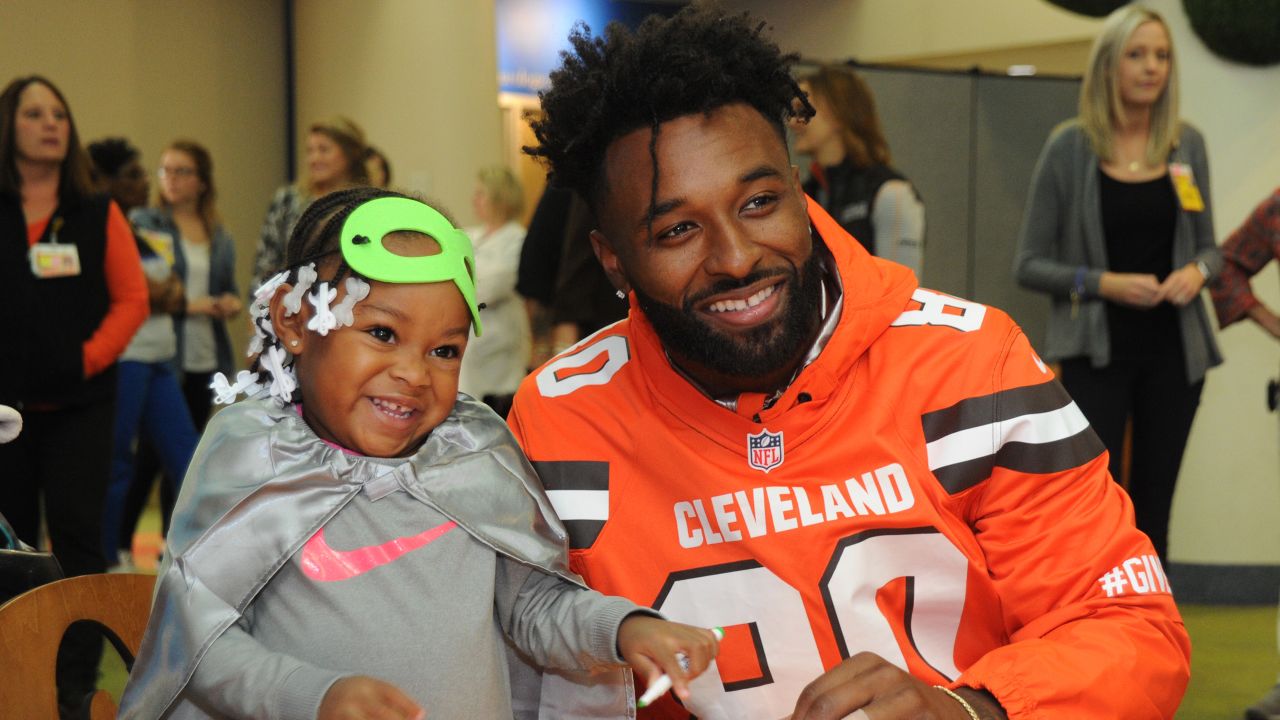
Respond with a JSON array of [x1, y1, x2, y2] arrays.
[[234, 187, 465, 406], [247, 187, 403, 390], [525, 4, 813, 226]]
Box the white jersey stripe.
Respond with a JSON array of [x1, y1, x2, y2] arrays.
[[925, 401, 1090, 471], [546, 489, 610, 521]]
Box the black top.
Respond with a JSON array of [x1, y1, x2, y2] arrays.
[[802, 161, 911, 256], [0, 192, 115, 408], [1098, 170, 1181, 358], [516, 186, 627, 335]]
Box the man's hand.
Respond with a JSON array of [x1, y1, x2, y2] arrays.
[[1098, 272, 1161, 308], [617, 615, 719, 703], [318, 676, 424, 720], [789, 653, 1005, 720], [1156, 264, 1206, 307]]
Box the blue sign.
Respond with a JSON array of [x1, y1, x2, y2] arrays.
[[495, 0, 679, 95]]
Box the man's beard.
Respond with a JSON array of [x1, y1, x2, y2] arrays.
[[634, 251, 824, 380]]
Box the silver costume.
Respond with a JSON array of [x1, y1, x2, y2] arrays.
[[118, 394, 635, 719]]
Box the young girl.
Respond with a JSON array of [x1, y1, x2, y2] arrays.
[[119, 188, 719, 720]]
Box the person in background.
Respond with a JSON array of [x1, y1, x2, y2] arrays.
[[132, 140, 240, 432], [1013, 5, 1220, 563], [0, 74, 148, 718], [790, 64, 925, 277], [1209, 187, 1280, 720], [458, 166, 532, 404], [87, 137, 198, 571], [517, 185, 629, 371], [365, 145, 392, 189], [1212, 187, 1280, 340], [252, 116, 368, 289]]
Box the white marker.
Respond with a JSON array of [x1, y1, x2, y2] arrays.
[[636, 626, 724, 708]]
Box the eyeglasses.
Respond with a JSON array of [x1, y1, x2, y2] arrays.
[[157, 166, 197, 179]]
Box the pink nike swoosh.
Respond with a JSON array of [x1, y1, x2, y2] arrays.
[[300, 520, 458, 582]]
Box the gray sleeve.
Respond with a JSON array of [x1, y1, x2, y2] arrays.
[[1183, 125, 1223, 277], [871, 180, 925, 277], [183, 610, 347, 720], [495, 557, 654, 672], [1013, 128, 1102, 297]]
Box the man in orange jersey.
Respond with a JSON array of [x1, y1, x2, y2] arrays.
[[511, 7, 1190, 719]]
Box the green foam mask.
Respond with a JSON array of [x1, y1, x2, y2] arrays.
[[339, 196, 482, 335]]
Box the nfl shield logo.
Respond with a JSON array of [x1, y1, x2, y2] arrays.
[[747, 429, 784, 473]]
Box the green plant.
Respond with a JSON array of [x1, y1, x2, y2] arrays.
[[1043, 0, 1128, 17], [1184, 0, 1280, 66]]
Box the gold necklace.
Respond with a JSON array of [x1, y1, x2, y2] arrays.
[[1127, 160, 1142, 172]]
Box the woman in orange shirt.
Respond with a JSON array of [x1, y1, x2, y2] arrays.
[[0, 75, 147, 717]]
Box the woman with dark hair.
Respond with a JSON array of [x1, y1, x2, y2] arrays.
[[1014, 6, 1221, 562], [0, 75, 148, 716], [132, 140, 240, 432], [251, 116, 368, 289], [790, 64, 925, 277], [87, 137, 198, 572]]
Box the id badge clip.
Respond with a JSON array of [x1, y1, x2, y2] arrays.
[[30, 243, 82, 278], [1169, 163, 1205, 212]]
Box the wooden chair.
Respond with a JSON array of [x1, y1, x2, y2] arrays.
[[0, 573, 155, 719]]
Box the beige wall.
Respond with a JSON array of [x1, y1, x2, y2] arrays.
[[292, 0, 504, 230], [722, 0, 1102, 65], [0, 0, 287, 363]]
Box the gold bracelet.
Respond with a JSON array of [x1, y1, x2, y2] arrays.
[[934, 685, 981, 720]]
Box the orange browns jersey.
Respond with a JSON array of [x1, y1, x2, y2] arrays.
[[508, 204, 1190, 720]]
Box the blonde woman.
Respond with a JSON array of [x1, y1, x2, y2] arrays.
[[251, 116, 367, 288], [1014, 6, 1221, 561], [458, 166, 531, 401]]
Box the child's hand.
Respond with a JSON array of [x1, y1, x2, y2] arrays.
[[318, 676, 425, 720], [617, 615, 720, 703]]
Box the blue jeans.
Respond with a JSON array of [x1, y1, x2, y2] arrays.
[[103, 360, 199, 563]]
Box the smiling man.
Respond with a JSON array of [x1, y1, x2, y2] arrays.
[[508, 7, 1190, 720]]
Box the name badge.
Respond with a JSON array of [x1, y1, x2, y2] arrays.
[[29, 243, 82, 278], [1169, 163, 1205, 212]]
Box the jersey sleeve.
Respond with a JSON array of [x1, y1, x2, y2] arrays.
[[951, 326, 1190, 719]]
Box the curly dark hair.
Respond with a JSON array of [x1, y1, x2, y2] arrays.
[[86, 137, 139, 181], [525, 5, 813, 218]]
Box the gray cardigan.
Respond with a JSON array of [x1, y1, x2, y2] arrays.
[[1013, 120, 1223, 383]]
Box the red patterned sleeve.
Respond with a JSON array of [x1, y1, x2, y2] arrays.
[[1210, 188, 1280, 328]]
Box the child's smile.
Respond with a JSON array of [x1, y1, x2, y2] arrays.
[[289, 278, 472, 458]]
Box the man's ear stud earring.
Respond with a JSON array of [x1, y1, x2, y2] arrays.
[[616, 289, 626, 300], [289, 339, 300, 347]]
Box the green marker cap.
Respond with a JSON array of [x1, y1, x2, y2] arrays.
[[339, 196, 482, 335]]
